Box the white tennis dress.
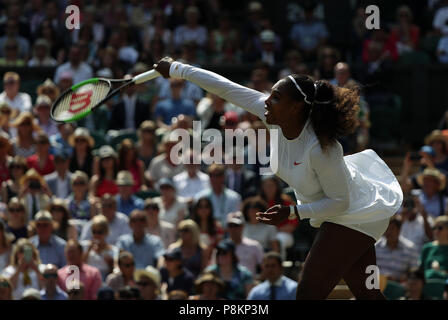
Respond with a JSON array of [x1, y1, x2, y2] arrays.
[[169, 62, 403, 241]]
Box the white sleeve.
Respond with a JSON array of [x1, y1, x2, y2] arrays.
[[169, 61, 268, 120], [297, 142, 350, 219]]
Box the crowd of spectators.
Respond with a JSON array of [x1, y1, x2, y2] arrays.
[[0, 0, 448, 300]]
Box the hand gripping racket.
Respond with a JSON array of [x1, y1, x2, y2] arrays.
[[51, 69, 161, 123]]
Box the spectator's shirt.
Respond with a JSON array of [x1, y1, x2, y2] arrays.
[[157, 78, 204, 103], [375, 236, 420, 280], [289, 20, 328, 50], [58, 263, 102, 300], [40, 286, 68, 300], [173, 170, 210, 199], [400, 215, 433, 253], [67, 194, 91, 220], [415, 189, 448, 218], [80, 241, 119, 280], [160, 267, 195, 295], [433, 6, 448, 35], [26, 154, 55, 176], [147, 221, 177, 250], [147, 154, 185, 182], [420, 241, 448, 280], [12, 140, 36, 158], [154, 98, 196, 125], [0, 91, 32, 112], [53, 62, 93, 85], [437, 36, 448, 64], [116, 195, 144, 216], [153, 196, 187, 227], [247, 275, 297, 300], [37, 119, 59, 137], [195, 188, 242, 228], [243, 223, 278, 251], [29, 235, 67, 268], [116, 233, 165, 269], [235, 237, 264, 275], [173, 25, 208, 50], [80, 212, 131, 245], [2, 265, 43, 300], [205, 264, 253, 300]]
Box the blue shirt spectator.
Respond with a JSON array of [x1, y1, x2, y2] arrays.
[[116, 233, 165, 269], [29, 234, 66, 269], [154, 98, 196, 125], [248, 275, 297, 300], [116, 194, 144, 216]]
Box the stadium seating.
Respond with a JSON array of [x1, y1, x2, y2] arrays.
[[383, 280, 406, 300], [423, 279, 446, 300]]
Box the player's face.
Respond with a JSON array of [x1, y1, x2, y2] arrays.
[[264, 80, 300, 126]]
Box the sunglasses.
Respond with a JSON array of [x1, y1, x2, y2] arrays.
[[37, 140, 49, 145], [131, 217, 146, 223], [121, 262, 134, 268], [43, 273, 58, 279], [179, 229, 190, 233], [137, 281, 151, 287], [92, 229, 105, 235], [209, 173, 224, 177], [73, 181, 86, 186], [36, 223, 51, 228], [197, 205, 211, 209], [75, 139, 87, 143], [0, 109, 11, 114]]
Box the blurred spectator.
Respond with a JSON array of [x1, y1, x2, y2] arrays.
[[146, 133, 185, 184], [35, 18, 64, 63], [413, 168, 448, 218], [56, 71, 74, 93], [27, 38, 57, 67], [33, 95, 57, 137], [39, 264, 68, 300], [0, 220, 13, 272], [160, 247, 195, 296], [50, 123, 74, 158], [36, 78, 59, 104], [289, 2, 328, 61], [173, 6, 207, 52], [71, 5, 105, 45], [142, 9, 173, 57], [134, 266, 161, 300], [420, 215, 448, 280], [90, 145, 119, 198], [433, 0, 448, 35], [67, 171, 92, 222], [437, 35, 448, 63], [0, 103, 17, 137], [116, 209, 164, 270], [18, 168, 51, 222], [173, 149, 210, 201], [53, 43, 93, 85], [109, 77, 151, 131], [66, 282, 85, 300], [21, 287, 41, 300], [57, 240, 102, 300], [0, 38, 24, 66], [153, 178, 187, 228], [29, 210, 66, 268], [154, 78, 196, 126], [117, 285, 141, 300], [80, 194, 131, 245], [195, 164, 242, 228], [424, 130, 448, 171], [81, 215, 118, 280], [44, 150, 71, 199], [68, 128, 95, 178], [190, 197, 224, 254], [47, 198, 77, 241], [189, 272, 224, 300], [401, 267, 430, 300], [242, 2, 265, 53], [155, 72, 203, 107], [1, 156, 27, 204], [97, 286, 115, 300], [0, 276, 13, 300], [225, 148, 258, 199], [0, 19, 29, 59], [144, 199, 176, 250], [375, 216, 420, 282], [196, 93, 228, 131], [389, 6, 420, 56], [209, 13, 240, 63], [225, 211, 264, 275], [246, 64, 274, 94], [205, 239, 254, 300], [167, 289, 189, 300], [117, 140, 145, 193], [1, 238, 43, 300], [259, 175, 297, 260], [168, 219, 208, 278], [115, 170, 144, 216], [314, 46, 340, 80], [5, 198, 28, 243], [278, 50, 304, 79], [136, 121, 158, 170], [0, 72, 31, 113], [0, 132, 12, 185], [399, 194, 433, 252], [242, 197, 278, 252], [11, 112, 38, 158], [248, 251, 297, 300], [26, 132, 54, 176], [105, 251, 136, 294], [330, 62, 358, 88], [250, 29, 282, 66]]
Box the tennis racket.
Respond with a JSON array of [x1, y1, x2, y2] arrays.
[[51, 69, 161, 123]]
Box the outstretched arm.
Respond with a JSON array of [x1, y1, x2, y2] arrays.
[[154, 58, 268, 121]]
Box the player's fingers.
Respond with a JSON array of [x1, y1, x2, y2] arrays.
[[256, 210, 278, 219]]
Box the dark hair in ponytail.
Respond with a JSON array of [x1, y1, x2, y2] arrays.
[[287, 75, 360, 151]]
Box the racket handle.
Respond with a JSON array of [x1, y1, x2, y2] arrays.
[[133, 69, 161, 84]]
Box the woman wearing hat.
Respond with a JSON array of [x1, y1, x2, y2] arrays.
[[69, 127, 95, 177], [11, 112, 41, 158], [0, 220, 14, 272], [36, 78, 60, 103], [189, 272, 225, 300], [414, 168, 448, 218], [0, 102, 17, 136], [18, 168, 51, 222], [67, 171, 92, 222], [1, 156, 28, 204], [90, 146, 119, 198], [420, 216, 448, 281], [425, 130, 448, 172]]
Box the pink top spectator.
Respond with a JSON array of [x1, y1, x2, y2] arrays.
[[58, 263, 102, 300]]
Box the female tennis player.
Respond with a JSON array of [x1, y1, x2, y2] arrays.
[[154, 57, 403, 300]]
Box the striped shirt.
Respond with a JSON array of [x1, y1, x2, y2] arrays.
[[375, 236, 420, 280]]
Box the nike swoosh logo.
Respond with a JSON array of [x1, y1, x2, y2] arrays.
[[294, 162, 302, 166]]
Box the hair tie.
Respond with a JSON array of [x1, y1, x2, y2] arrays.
[[313, 81, 333, 105]]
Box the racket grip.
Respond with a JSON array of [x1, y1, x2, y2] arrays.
[[134, 69, 161, 84]]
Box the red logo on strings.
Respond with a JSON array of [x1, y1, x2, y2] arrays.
[[69, 91, 93, 113]]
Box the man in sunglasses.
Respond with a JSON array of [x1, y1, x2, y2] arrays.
[[40, 264, 68, 300], [0, 72, 32, 113]]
